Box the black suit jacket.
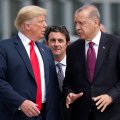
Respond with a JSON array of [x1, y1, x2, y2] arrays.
[[0, 35, 63, 120], [63, 32, 120, 120]]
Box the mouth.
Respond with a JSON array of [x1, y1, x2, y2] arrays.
[[53, 49, 61, 51], [77, 32, 84, 36], [41, 31, 45, 35]]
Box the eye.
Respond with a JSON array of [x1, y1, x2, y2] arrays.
[[49, 39, 56, 43], [58, 39, 64, 43]]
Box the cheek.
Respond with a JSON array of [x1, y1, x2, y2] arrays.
[[84, 27, 91, 34], [61, 45, 67, 51], [48, 43, 54, 48]]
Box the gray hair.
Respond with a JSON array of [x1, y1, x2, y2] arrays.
[[75, 5, 100, 21]]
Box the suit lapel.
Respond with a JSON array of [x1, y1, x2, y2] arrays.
[[77, 40, 89, 81], [94, 33, 110, 80], [14, 36, 35, 79]]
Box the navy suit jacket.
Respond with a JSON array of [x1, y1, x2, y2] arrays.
[[0, 35, 63, 120], [63, 32, 120, 120]]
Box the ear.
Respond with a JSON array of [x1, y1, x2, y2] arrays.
[[45, 41, 48, 46], [24, 22, 31, 30], [66, 41, 70, 46], [94, 19, 99, 26]]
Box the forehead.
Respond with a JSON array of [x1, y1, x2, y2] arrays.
[[32, 15, 46, 21], [37, 15, 46, 19], [74, 11, 89, 21], [48, 32, 66, 39]]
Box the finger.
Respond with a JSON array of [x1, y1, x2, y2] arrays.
[[26, 111, 33, 117], [96, 98, 103, 106], [66, 103, 69, 108], [34, 104, 41, 114], [92, 96, 101, 101], [74, 92, 83, 100], [101, 104, 107, 112], [67, 96, 71, 102], [30, 107, 40, 116], [66, 98, 70, 105], [76, 92, 83, 98], [97, 101, 105, 110], [66, 95, 73, 104]]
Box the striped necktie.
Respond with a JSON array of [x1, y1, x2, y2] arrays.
[[56, 63, 64, 91]]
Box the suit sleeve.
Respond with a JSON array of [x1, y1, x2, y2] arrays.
[[108, 43, 120, 103], [0, 45, 26, 114], [63, 46, 74, 98]]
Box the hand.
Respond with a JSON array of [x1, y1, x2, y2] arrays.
[[20, 100, 40, 117], [92, 94, 112, 112], [66, 92, 83, 108]]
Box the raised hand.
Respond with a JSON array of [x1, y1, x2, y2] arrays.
[[66, 92, 83, 108]]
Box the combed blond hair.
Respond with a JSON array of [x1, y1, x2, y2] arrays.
[[14, 5, 47, 30]]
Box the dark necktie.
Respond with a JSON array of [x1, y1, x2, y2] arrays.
[[87, 42, 96, 82], [56, 63, 64, 91], [29, 41, 42, 110]]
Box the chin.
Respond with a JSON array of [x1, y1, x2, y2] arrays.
[[54, 53, 60, 56], [79, 35, 84, 38]]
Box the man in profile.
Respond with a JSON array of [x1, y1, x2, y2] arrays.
[[0, 5, 63, 120]]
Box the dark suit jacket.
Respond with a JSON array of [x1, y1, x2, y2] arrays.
[[0, 35, 63, 120], [63, 32, 120, 120]]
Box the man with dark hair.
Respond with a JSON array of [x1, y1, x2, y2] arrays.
[[45, 25, 71, 120]]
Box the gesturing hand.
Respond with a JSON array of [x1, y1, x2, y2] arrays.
[[66, 92, 83, 108], [92, 94, 112, 112]]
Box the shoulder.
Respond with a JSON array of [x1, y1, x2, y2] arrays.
[[0, 36, 17, 46], [0, 37, 16, 53], [36, 42, 51, 53], [67, 39, 84, 51], [101, 32, 120, 43]]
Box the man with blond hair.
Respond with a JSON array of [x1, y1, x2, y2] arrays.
[[0, 5, 63, 120]]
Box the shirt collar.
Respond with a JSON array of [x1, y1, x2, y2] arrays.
[[18, 31, 31, 47], [85, 30, 101, 46], [55, 55, 66, 66]]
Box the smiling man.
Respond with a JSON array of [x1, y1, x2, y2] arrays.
[[45, 25, 71, 120]]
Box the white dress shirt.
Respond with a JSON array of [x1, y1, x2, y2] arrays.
[[18, 31, 46, 103], [85, 30, 101, 59]]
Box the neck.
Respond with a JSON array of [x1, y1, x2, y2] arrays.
[[54, 54, 65, 63]]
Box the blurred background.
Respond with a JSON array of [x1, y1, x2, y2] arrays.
[[0, 0, 120, 41]]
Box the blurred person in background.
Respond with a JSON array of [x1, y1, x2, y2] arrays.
[[45, 25, 71, 120], [100, 23, 107, 33], [0, 5, 63, 120], [63, 4, 120, 120]]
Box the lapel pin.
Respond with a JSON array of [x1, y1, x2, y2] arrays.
[[102, 46, 106, 50], [41, 48, 44, 51]]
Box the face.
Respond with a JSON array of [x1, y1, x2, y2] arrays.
[[46, 32, 70, 59], [74, 11, 99, 40], [28, 15, 47, 41]]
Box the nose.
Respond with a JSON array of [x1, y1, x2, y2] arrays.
[[44, 21, 47, 28], [76, 24, 82, 30], [54, 40, 59, 46]]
